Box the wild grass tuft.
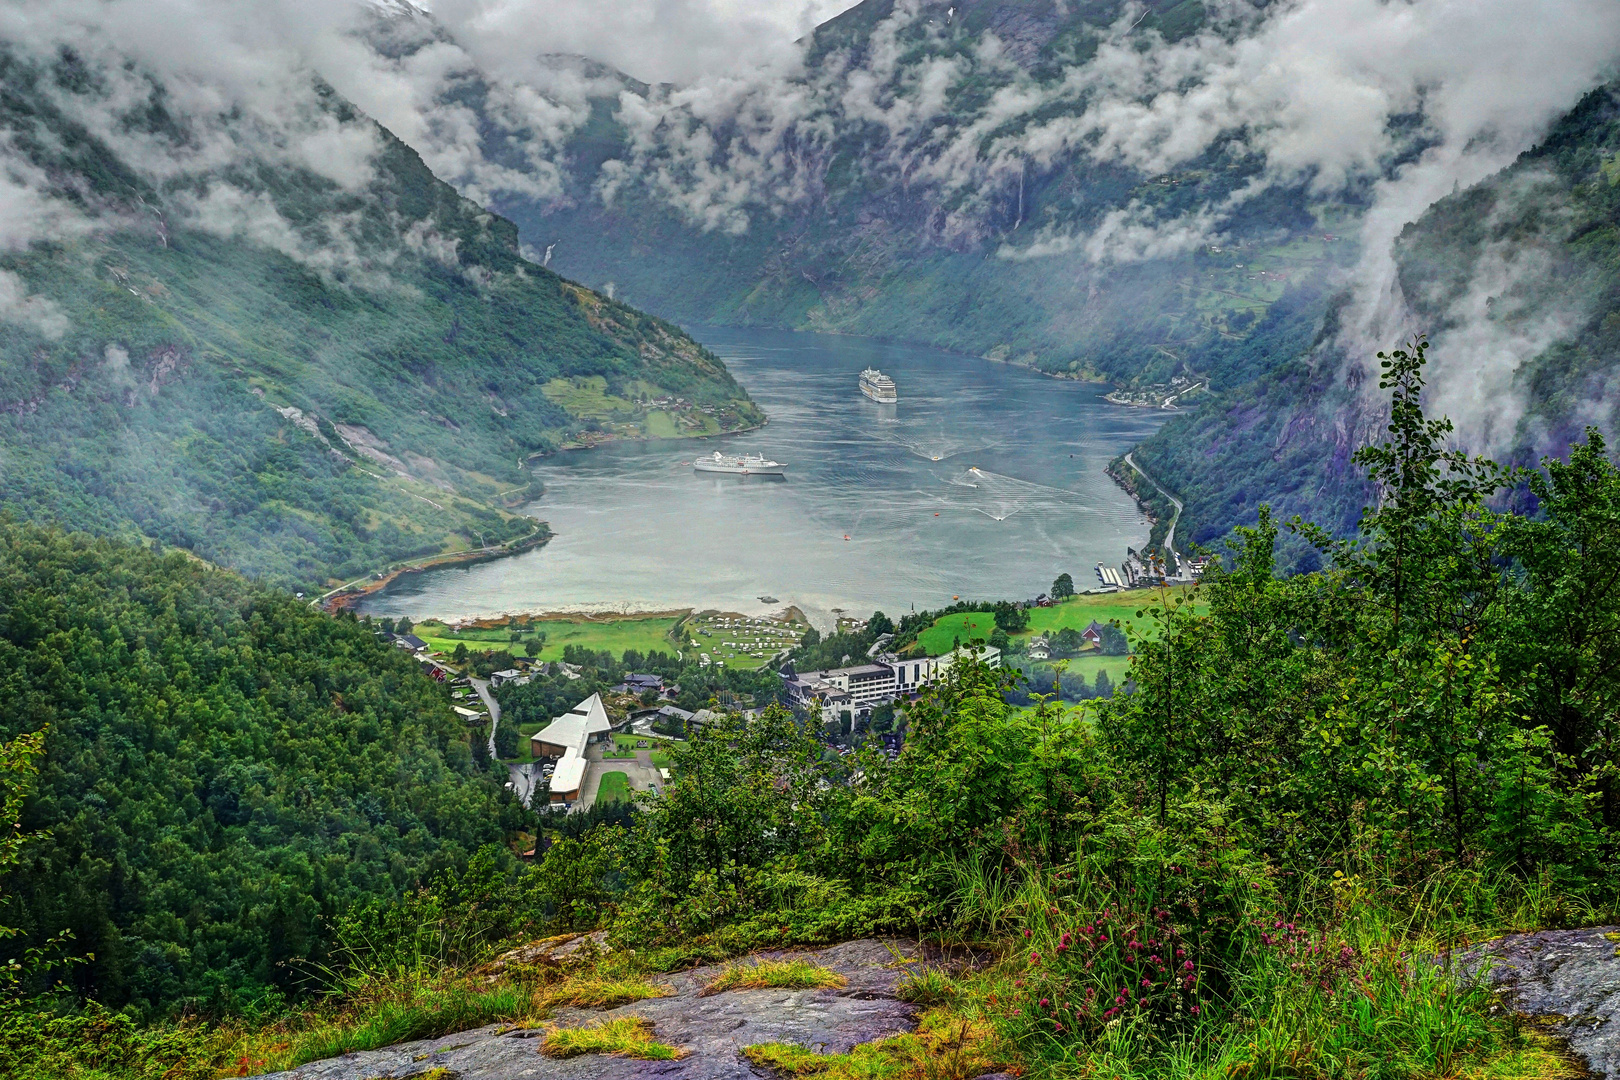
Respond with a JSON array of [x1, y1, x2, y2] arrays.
[[269, 978, 531, 1071], [540, 1016, 685, 1060], [702, 959, 848, 996], [742, 1012, 1004, 1080], [536, 977, 673, 1010], [895, 968, 960, 1006]]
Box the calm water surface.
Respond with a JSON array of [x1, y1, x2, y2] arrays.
[[361, 327, 1170, 627]]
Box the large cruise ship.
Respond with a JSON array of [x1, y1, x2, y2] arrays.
[[859, 368, 898, 403], [693, 451, 787, 476]]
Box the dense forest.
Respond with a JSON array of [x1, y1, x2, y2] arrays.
[[5, 341, 1620, 1077], [0, 526, 518, 1013]]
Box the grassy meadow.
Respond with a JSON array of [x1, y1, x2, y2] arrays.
[[414, 613, 685, 663], [913, 588, 1198, 656]]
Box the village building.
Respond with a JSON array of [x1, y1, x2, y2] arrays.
[[783, 645, 1001, 726], [529, 693, 613, 806]]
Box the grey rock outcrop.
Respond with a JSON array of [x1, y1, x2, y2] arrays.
[[256, 939, 926, 1080], [1458, 925, 1620, 1078]]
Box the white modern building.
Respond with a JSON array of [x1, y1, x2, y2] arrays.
[[530, 693, 613, 806], [784, 645, 1001, 726]]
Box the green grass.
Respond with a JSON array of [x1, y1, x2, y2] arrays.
[[269, 979, 534, 1073], [414, 614, 683, 663], [536, 978, 673, 1010], [541, 376, 639, 418], [596, 771, 632, 803], [541, 1016, 685, 1060], [505, 721, 546, 763], [912, 589, 1197, 656], [644, 410, 680, 438], [650, 751, 674, 770], [1015, 653, 1131, 688], [701, 959, 848, 996]]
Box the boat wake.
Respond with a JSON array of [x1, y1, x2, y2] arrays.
[[948, 467, 1090, 521]]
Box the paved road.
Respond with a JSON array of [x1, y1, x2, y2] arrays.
[[1123, 452, 1184, 561], [471, 677, 498, 760], [505, 761, 541, 809]]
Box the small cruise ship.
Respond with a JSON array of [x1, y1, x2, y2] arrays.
[[859, 367, 898, 403], [693, 451, 787, 476]]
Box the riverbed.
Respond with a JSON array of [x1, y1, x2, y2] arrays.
[[358, 326, 1171, 628]]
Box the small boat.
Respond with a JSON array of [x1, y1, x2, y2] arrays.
[[693, 451, 787, 476]]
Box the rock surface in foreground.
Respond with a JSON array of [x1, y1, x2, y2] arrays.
[[1461, 925, 1620, 1078], [257, 939, 923, 1080]]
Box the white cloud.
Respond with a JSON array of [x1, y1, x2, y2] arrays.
[[0, 269, 68, 339]]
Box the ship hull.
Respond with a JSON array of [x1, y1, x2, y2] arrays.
[[859, 384, 898, 404], [693, 462, 786, 476]]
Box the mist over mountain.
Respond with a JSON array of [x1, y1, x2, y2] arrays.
[[2, 0, 1618, 559], [0, 2, 758, 591], [309, 0, 1620, 544]]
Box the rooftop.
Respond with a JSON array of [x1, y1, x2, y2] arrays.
[[550, 752, 587, 796], [530, 693, 613, 755]]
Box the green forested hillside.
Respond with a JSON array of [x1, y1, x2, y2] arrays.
[[0, 49, 760, 592], [12, 344, 1619, 1080], [0, 524, 517, 1011]]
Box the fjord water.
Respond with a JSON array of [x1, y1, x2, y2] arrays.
[[364, 327, 1169, 626]]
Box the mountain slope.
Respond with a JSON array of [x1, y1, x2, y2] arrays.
[[1132, 82, 1620, 555], [0, 522, 515, 1010], [0, 46, 760, 592], [362, 0, 1348, 400]]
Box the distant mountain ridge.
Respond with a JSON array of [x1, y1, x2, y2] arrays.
[[360, 0, 1339, 393]]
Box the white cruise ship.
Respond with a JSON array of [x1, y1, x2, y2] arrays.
[[859, 368, 898, 403], [693, 451, 787, 476]]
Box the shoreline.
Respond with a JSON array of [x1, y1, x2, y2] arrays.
[[321, 525, 554, 613]]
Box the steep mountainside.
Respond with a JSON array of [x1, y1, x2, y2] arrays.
[[1133, 83, 1620, 555], [366, 0, 1350, 398], [0, 46, 760, 592]]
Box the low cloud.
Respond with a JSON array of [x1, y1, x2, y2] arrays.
[[0, 269, 69, 339]]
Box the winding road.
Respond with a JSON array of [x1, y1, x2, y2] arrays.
[[471, 677, 499, 759], [1123, 453, 1184, 562]]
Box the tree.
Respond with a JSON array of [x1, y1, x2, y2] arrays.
[[453, 642, 469, 663], [493, 719, 520, 759], [1098, 624, 1129, 656], [1052, 572, 1075, 599], [1053, 627, 1084, 656], [869, 611, 894, 636], [524, 639, 542, 658], [993, 601, 1029, 633], [396, 615, 414, 634], [990, 627, 1011, 652]]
